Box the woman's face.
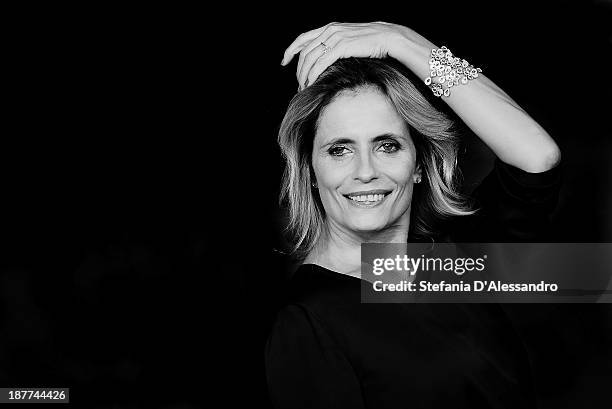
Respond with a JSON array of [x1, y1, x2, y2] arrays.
[[312, 87, 421, 235]]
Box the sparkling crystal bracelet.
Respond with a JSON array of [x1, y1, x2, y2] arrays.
[[424, 46, 482, 98]]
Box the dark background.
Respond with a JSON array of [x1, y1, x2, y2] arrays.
[[2, 1, 611, 408]]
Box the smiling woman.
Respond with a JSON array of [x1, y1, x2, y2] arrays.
[[266, 21, 562, 409], [279, 58, 475, 265], [314, 86, 427, 234]]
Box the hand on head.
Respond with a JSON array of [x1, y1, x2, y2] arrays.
[[281, 22, 403, 90]]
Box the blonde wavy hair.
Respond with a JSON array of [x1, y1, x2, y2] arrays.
[[278, 57, 476, 259]]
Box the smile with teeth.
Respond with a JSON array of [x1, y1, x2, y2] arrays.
[[344, 190, 392, 207], [348, 193, 386, 203]]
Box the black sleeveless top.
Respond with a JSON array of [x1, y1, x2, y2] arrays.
[[265, 158, 562, 409]]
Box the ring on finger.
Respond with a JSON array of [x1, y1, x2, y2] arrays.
[[320, 41, 331, 55]]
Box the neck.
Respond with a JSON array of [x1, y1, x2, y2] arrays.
[[304, 216, 410, 278]]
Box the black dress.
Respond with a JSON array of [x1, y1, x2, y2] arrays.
[[265, 158, 562, 409]]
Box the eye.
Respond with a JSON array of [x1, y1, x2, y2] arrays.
[[328, 145, 351, 157], [378, 141, 401, 153]]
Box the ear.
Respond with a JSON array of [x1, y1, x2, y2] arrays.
[[413, 164, 423, 184]]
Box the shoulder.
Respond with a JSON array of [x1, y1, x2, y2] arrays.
[[287, 264, 362, 305], [265, 265, 362, 372], [267, 264, 364, 345]]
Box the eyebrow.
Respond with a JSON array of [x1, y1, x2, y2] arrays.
[[321, 133, 409, 148]]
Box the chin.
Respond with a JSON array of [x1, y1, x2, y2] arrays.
[[347, 218, 388, 234]]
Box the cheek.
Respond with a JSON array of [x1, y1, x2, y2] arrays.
[[384, 156, 416, 185], [313, 159, 347, 188]]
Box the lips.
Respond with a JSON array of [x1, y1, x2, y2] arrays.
[[343, 189, 392, 207], [349, 193, 386, 203]]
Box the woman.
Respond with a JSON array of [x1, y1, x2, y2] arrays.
[[266, 22, 561, 409]]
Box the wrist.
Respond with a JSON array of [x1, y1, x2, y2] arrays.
[[387, 28, 436, 80]]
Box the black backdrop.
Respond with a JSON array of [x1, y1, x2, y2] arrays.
[[2, 1, 611, 408]]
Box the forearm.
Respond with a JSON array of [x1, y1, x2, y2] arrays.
[[390, 29, 561, 173]]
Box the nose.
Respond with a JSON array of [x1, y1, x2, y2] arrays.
[[353, 151, 378, 183]]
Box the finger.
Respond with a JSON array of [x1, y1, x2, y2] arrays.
[[306, 35, 390, 87], [296, 25, 342, 76], [299, 33, 345, 89], [303, 48, 342, 89], [297, 43, 329, 89], [282, 23, 333, 66]]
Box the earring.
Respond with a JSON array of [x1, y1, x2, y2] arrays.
[[415, 176, 422, 184], [311, 182, 318, 188]]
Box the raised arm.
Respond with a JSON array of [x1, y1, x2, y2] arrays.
[[282, 22, 561, 173]]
